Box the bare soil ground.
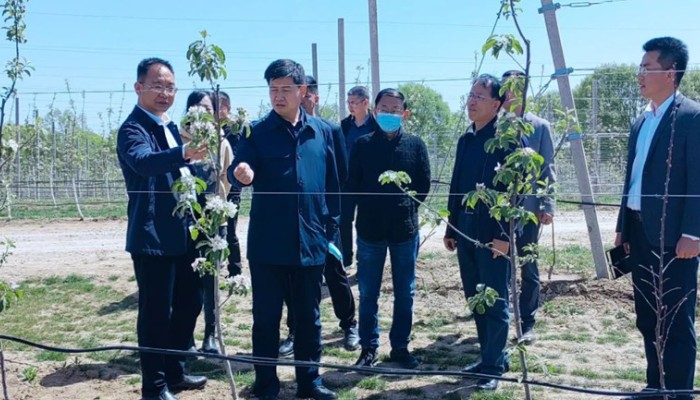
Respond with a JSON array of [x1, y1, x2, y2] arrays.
[[2, 209, 691, 400]]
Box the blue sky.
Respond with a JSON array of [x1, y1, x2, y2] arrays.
[[4, 0, 700, 133]]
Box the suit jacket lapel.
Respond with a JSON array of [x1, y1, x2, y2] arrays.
[[644, 94, 682, 167]]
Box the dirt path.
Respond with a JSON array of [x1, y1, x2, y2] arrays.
[[0, 209, 619, 283]]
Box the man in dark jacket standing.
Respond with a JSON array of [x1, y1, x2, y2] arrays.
[[443, 74, 512, 392], [339, 86, 378, 267], [229, 59, 340, 400], [117, 57, 208, 400], [615, 37, 700, 400], [347, 88, 431, 370], [277, 75, 359, 358]]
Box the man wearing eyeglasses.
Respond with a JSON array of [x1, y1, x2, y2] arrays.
[[615, 37, 700, 400], [339, 86, 378, 268], [117, 57, 208, 400], [443, 74, 512, 392]]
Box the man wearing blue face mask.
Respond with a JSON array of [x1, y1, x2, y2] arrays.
[[346, 88, 431, 370]]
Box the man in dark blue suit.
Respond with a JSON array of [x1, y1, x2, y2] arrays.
[[117, 58, 208, 400], [615, 37, 700, 400], [229, 59, 340, 400]]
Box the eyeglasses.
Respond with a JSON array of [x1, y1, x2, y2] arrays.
[[467, 93, 492, 102], [347, 99, 366, 106], [140, 83, 177, 95], [637, 66, 670, 76]]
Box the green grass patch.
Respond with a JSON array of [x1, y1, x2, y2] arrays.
[[356, 376, 386, 391], [323, 346, 357, 360], [36, 351, 67, 362], [1, 275, 133, 352], [571, 368, 603, 379], [539, 244, 594, 275], [611, 367, 646, 382], [596, 330, 629, 346]]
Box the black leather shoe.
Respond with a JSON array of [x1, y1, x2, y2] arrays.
[[343, 325, 360, 351], [279, 334, 294, 358], [296, 385, 338, 400], [462, 361, 482, 374], [389, 348, 419, 369], [476, 378, 498, 391], [141, 389, 178, 400], [462, 360, 509, 374], [168, 375, 207, 392], [201, 331, 220, 354]]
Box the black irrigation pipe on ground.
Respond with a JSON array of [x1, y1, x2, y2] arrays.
[[0, 334, 697, 398]]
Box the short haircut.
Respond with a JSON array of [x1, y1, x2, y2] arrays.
[[305, 75, 318, 95], [501, 70, 525, 80], [374, 88, 407, 110], [137, 57, 173, 81], [264, 59, 306, 85], [473, 74, 505, 104], [347, 85, 370, 100], [185, 90, 211, 113], [218, 91, 230, 104], [643, 36, 689, 86]]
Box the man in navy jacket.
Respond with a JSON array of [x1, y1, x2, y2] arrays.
[[229, 59, 340, 400], [443, 74, 513, 392], [116, 58, 208, 400]]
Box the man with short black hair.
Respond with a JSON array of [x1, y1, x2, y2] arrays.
[[229, 59, 340, 400], [444, 74, 513, 392], [348, 88, 431, 370], [339, 85, 378, 268], [278, 76, 359, 358], [616, 37, 700, 400], [117, 57, 208, 400]]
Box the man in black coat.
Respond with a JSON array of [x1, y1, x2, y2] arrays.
[[347, 88, 431, 370], [616, 37, 700, 400], [229, 59, 340, 400], [339, 86, 378, 267], [277, 76, 360, 358], [116, 58, 208, 400]]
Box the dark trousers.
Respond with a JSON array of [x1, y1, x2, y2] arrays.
[[198, 192, 241, 337], [201, 275, 216, 331], [226, 192, 243, 277], [456, 212, 510, 376], [284, 255, 357, 335], [250, 263, 324, 397], [132, 253, 203, 397], [516, 220, 540, 332], [340, 199, 355, 267], [627, 213, 697, 398]]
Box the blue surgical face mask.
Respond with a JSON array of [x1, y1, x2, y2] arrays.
[[375, 112, 403, 133]]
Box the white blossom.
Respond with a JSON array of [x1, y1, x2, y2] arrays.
[[522, 147, 536, 156], [180, 174, 196, 188], [204, 195, 226, 212], [5, 139, 18, 153], [187, 105, 208, 116], [223, 201, 238, 218], [494, 162, 503, 172], [475, 183, 486, 191], [210, 235, 228, 251], [191, 257, 207, 271], [227, 274, 250, 289]]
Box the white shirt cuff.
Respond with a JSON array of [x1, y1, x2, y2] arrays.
[[682, 234, 700, 241]]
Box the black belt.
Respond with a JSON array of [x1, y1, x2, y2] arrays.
[[627, 208, 643, 222]]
